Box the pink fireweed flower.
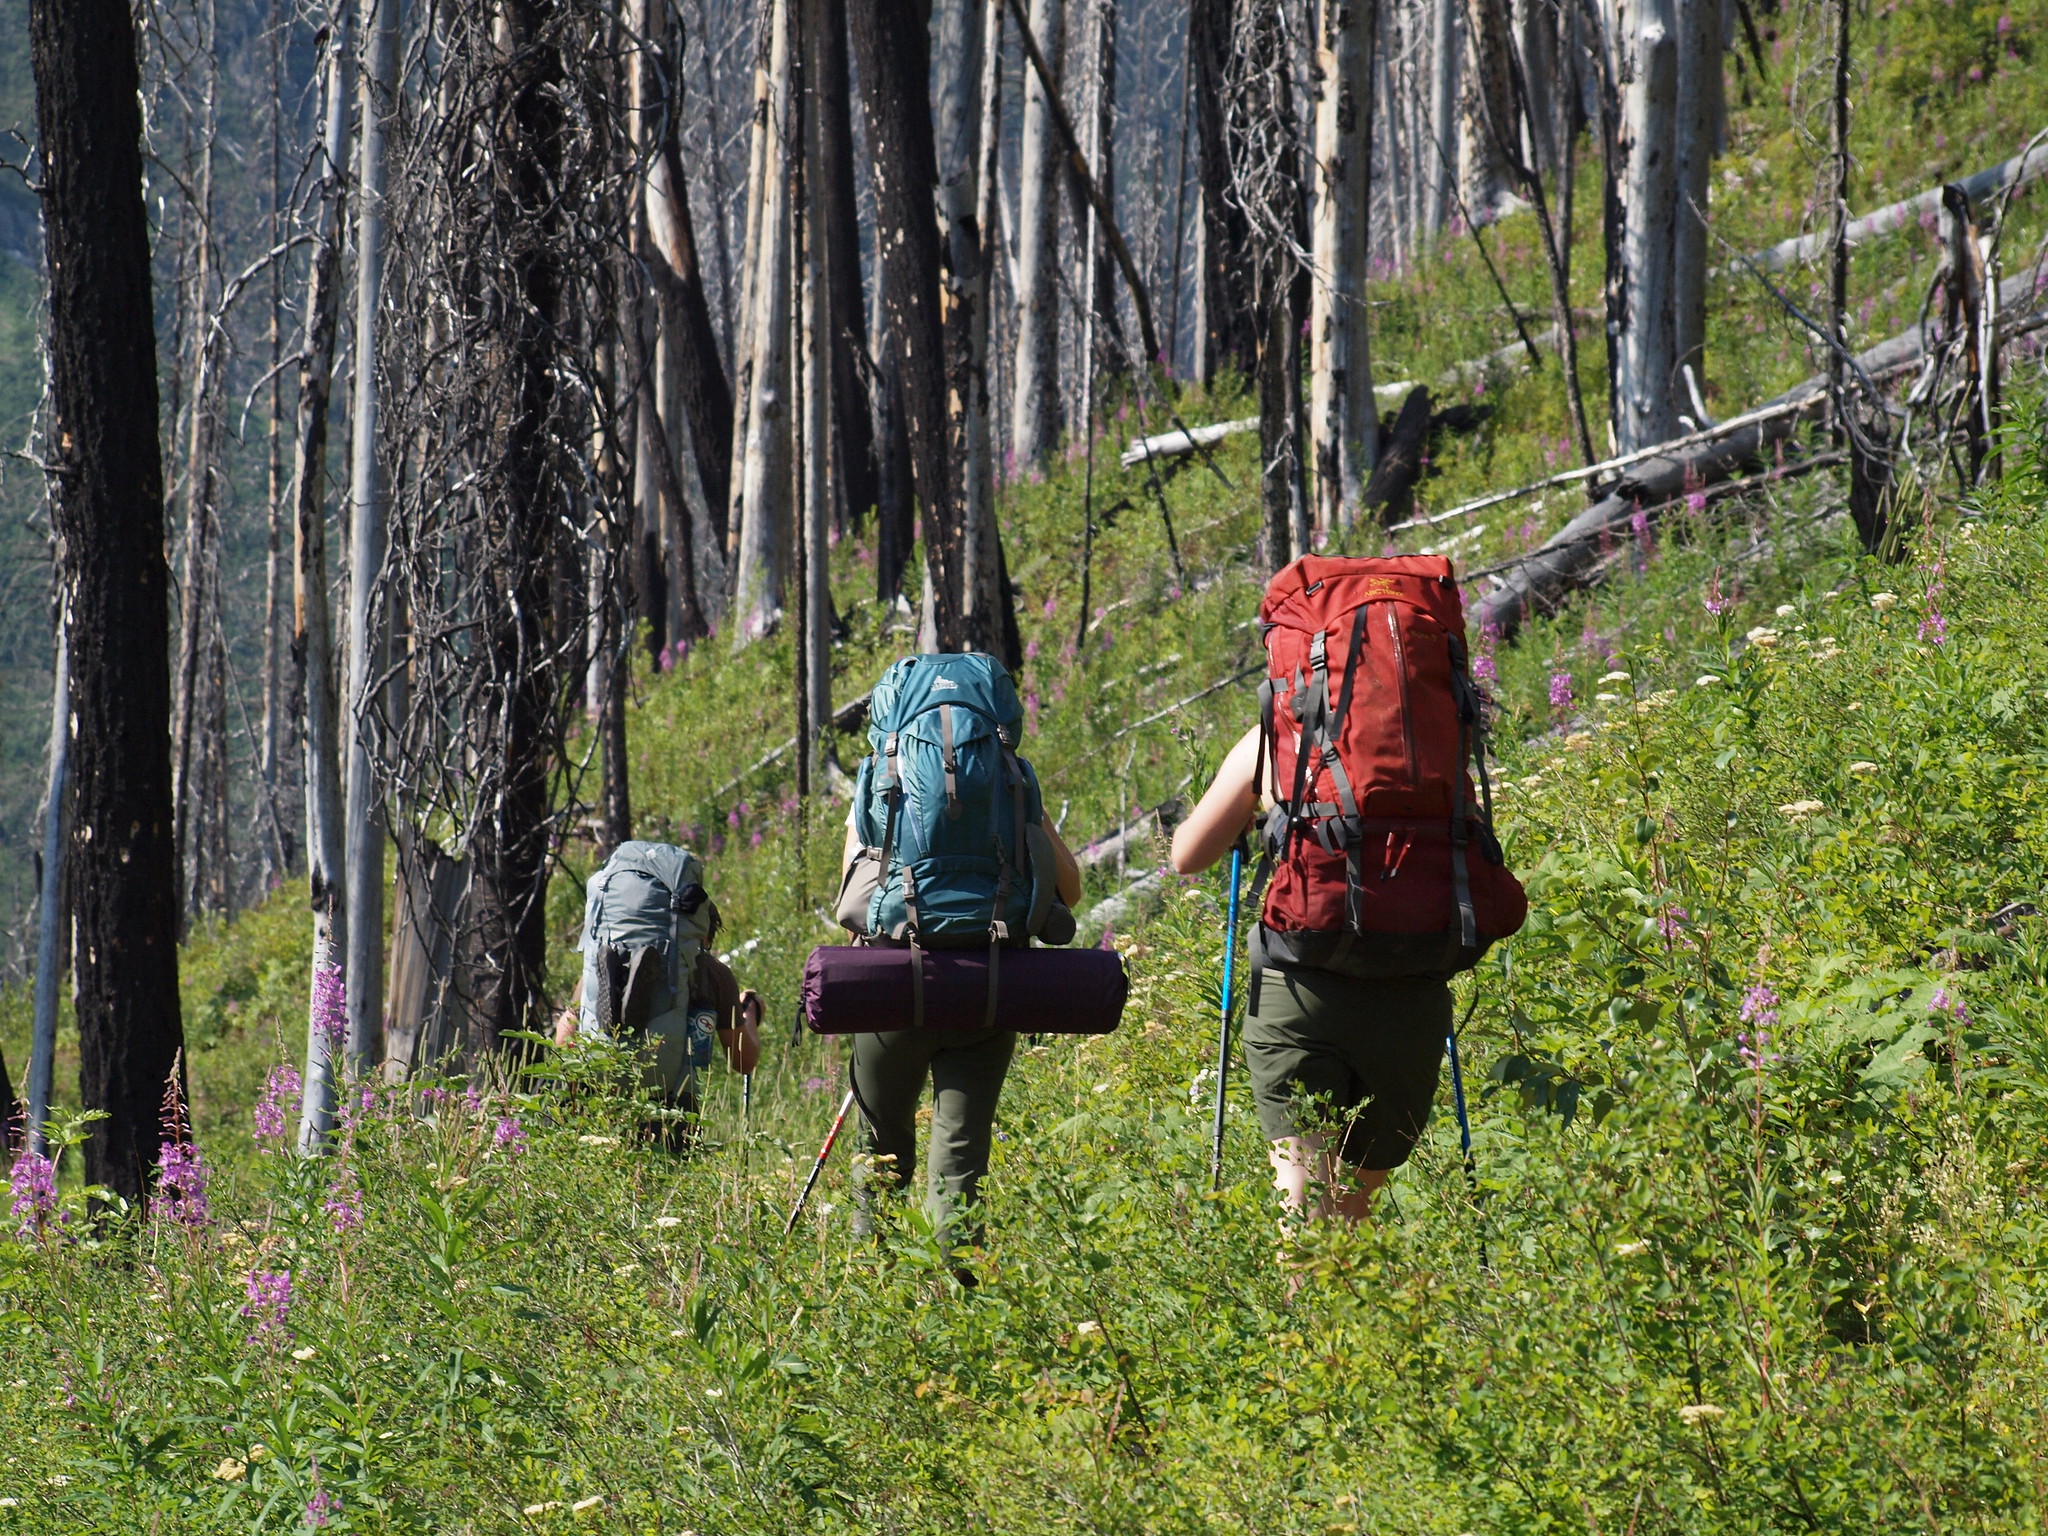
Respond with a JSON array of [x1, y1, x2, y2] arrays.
[[1549, 671, 1573, 713], [1929, 987, 1970, 1024], [1658, 905, 1694, 950], [242, 1268, 294, 1345], [1473, 651, 1498, 687], [493, 1114, 527, 1155], [304, 1472, 339, 1530], [323, 1171, 364, 1235], [1739, 982, 1779, 1032], [9, 1150, 56, 1237], [254, 1064, 301, 1148], [155, 1139, 211, 1228], [1735, 1029, 1781, 1071], [1918, 606, 1948, 645], [311, 964, 347, 1057]]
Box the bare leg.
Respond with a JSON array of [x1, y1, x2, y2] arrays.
[[1268, 1135, 1388, 1224]]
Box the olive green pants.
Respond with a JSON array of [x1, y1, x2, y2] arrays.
[[1244, 966, 1450, 1170], [850, 1026, 1016, 1229]]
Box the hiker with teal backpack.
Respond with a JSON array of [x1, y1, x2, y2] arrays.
[[834, 654, 1082, 1248], [554, 841, 762, 1147], [1172, 556, 1526, 1229]]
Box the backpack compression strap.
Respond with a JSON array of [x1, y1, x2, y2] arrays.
[[939, 704, 962, 821], [880, 730, 925, 1027], [1447, 636, 1480, 953]]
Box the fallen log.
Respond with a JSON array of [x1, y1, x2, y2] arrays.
[[711, 690, 874, 802], [1724, 134, 2048, 277], [1119, 379, 1419, 468], [1475, 269, 2048, 640]]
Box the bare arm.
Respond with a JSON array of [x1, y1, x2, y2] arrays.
[[1043, 820, 1083, 906], [720, 990, 763, 1074], [553, 972, 584, 1048], [1171, 724, 1263, 875]]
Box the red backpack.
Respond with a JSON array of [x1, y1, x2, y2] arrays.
[[1252, 554, 1526, 979]]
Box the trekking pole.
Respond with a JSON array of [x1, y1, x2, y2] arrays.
[[783, 1088, 855, 1236], [1209, 841, 1244, 1192], [1444, 1024, 1488, 1270]]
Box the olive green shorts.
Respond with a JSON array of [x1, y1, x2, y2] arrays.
[[1243, 965, 1451, 1170]]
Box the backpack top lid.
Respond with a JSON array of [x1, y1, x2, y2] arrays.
[[867, 653, 1022, 746], [1259, 554, 1468, 639], [585, 841, 705, 955]]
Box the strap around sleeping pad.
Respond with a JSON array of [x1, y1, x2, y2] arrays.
[[986, 749, 1010, 1030], [1323, 605, 1370, 931], [1450, 711, 1478, 952]]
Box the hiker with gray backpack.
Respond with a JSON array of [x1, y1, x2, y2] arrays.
[[823, 653, 1083, 1249], [1171, 556, 1526, 1231], [554, 841, 762, 1147]]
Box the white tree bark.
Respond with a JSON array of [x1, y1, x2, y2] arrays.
[[730, 0, 795, 643], [726, 12, 776, 573], [799, 0, 831, 761], [295, 5, 351, 1150], [1011, 0, 1064, 466], [344, 0, 399, 1077], [1614, 0, 1679, 452], [1423, 0, 1461, 238], [1672, 0, 1721, 387], [1312, 0, 1377, 532]]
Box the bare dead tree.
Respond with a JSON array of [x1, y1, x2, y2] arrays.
[[1189, 0, 1257, 380], [31, 0, 187, 1202], [370, 0, 639, 1061], [1226, 0, 1312, 566], [850, 0, 969, 646], [292, 2, 353, 1146]]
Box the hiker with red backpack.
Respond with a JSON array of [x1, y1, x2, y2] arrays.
[[1172, 556, 1526, 1225]]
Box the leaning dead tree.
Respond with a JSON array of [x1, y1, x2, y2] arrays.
[[370, 0, 634, 1063]]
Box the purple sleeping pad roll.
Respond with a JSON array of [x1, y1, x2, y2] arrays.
[[801, 944, 1129, 1035]]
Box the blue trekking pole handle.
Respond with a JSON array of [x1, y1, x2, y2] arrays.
[[1445, 1027, 1475, 1166], [1210, 843, 1244, 1192], [1445, 1023, 1489, 1269]]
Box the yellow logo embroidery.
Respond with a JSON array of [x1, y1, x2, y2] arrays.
[[1361, 575, 1404, 599]]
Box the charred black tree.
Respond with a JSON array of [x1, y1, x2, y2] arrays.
[[849, 0, 966, 645], [30, 0, 186, 1200]]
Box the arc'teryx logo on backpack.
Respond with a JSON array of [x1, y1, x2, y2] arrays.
[[932, 677, 959, 689]]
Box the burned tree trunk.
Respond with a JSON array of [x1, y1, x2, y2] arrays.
[[31, 0, 186, 1201], [1190, 0, 1257, 381], [1311, 0, 1378, 532], [461, 0, 572, 1052], [850, 0, 966, 646], [1672, 0, 1720, 394], [815, 0, 877, 525], [1012, 0, 1066, 464]]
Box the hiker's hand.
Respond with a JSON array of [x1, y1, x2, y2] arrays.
[[723, 990, 764, 1075], [552, 1008, 579, 1048]]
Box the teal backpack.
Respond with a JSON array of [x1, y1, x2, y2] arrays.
[[836, 654, 1076, 951]]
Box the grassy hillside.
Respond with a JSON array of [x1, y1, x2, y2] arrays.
[[4, 5, 2048, 1530], [6, 383, 2048, 1530]]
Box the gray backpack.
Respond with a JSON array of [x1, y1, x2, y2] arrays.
[[580, 843, 720, 1102]]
